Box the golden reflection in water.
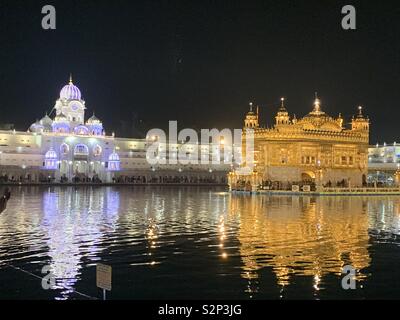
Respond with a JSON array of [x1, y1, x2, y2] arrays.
[[219, 215, 228, 259], [146, 218, 159, 266], [231, 196, 372, 293]]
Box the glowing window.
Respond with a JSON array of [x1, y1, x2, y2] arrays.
[[93, 145, 102, 157], [74, 144, 89, 156], [60, 143, 69, 155]]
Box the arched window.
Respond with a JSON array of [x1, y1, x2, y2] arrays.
[[74, 144, 89, 156], [108, 152, 120, 171], [93, 145, 102, 157], [74, 125, 89, 135], [60, 143, 70, 155], [44, 149, 58, 170]]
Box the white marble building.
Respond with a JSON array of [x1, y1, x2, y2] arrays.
[[0, 77, 230, 184]]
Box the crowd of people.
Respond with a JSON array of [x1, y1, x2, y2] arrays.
[[0, 174, 34, 183], [112, 175, 225, 184], [0, 173, 226, 185], [233, 178, 385, 191], [260, 180, 317, 191]]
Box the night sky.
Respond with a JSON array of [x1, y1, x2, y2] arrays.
[[0, 0, 399, 143]]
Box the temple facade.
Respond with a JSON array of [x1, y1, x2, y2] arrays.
[[229, 97, 370, 190], [0, 77, 229, 184]]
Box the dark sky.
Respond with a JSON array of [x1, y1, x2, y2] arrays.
[[0, 0, 399, 143]]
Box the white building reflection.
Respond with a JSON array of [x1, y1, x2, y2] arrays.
[[42, 187, 119, 299]]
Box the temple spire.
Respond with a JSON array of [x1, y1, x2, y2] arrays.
[[357, 106, 364, 117], [69, 73, 73, 85], [279, 97, 287, 111], [313, 92, 321, 113]]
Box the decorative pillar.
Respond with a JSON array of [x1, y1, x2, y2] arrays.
[[251, 171, 259, 193], [395, 169, 400, 187], [228, 171, 236, 191]]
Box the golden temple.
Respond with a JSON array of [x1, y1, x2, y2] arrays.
[[230, 96, 370, 189]]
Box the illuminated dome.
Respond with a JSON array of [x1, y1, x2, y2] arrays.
[[37, 114, 53, 132], [86, 113, 102, 125], [60, 76, 82, 100], [52, 112, 70, 133], [41, 114, 53, 125], [297, 96, 342, 132], [86, 113, 104, 136], [29, 120, 44, 133]]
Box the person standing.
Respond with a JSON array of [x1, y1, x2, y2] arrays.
[[0, 188, 11, 214]]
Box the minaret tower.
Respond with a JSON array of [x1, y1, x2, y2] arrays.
[[275, 98, 290, 126], [351, 106, 370, 132], [337, 113, 344, 129], [244, 102, 259, 128]]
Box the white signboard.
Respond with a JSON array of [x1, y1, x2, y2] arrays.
[[302, 185, 311, 192], [292, 185, 300, 192], [96, 263, 112, 291]]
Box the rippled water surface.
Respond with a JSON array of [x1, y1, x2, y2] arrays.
[[1, 186, 400, 300]]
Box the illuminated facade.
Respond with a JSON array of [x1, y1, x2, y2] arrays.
[[368, 143, 400, 185], [230, 97, 370, 188], [0, 77, 229, 183]]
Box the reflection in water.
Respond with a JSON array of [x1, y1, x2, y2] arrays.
[[2, 187, 400, 299], [42, 187, 119, 299], [232, 196, 371, 296], [367, 200, 400, 236]]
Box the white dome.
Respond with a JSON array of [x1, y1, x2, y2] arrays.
[[60, 76, 82, 100], [30, 120, 43, 132], [40, 114, 53, 125], [86, 113, 102, 125]]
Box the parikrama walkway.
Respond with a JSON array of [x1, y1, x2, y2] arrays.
[[232, 187, 400, 196], [0, 182, 227, 187]]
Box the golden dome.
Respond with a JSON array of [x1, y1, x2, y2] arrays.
[[297, 96, 342, 132]]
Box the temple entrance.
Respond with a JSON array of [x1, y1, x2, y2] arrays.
[[73, 161, 89, 175], [73, 144, 89, 177], [301, 171, 316, 183]]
